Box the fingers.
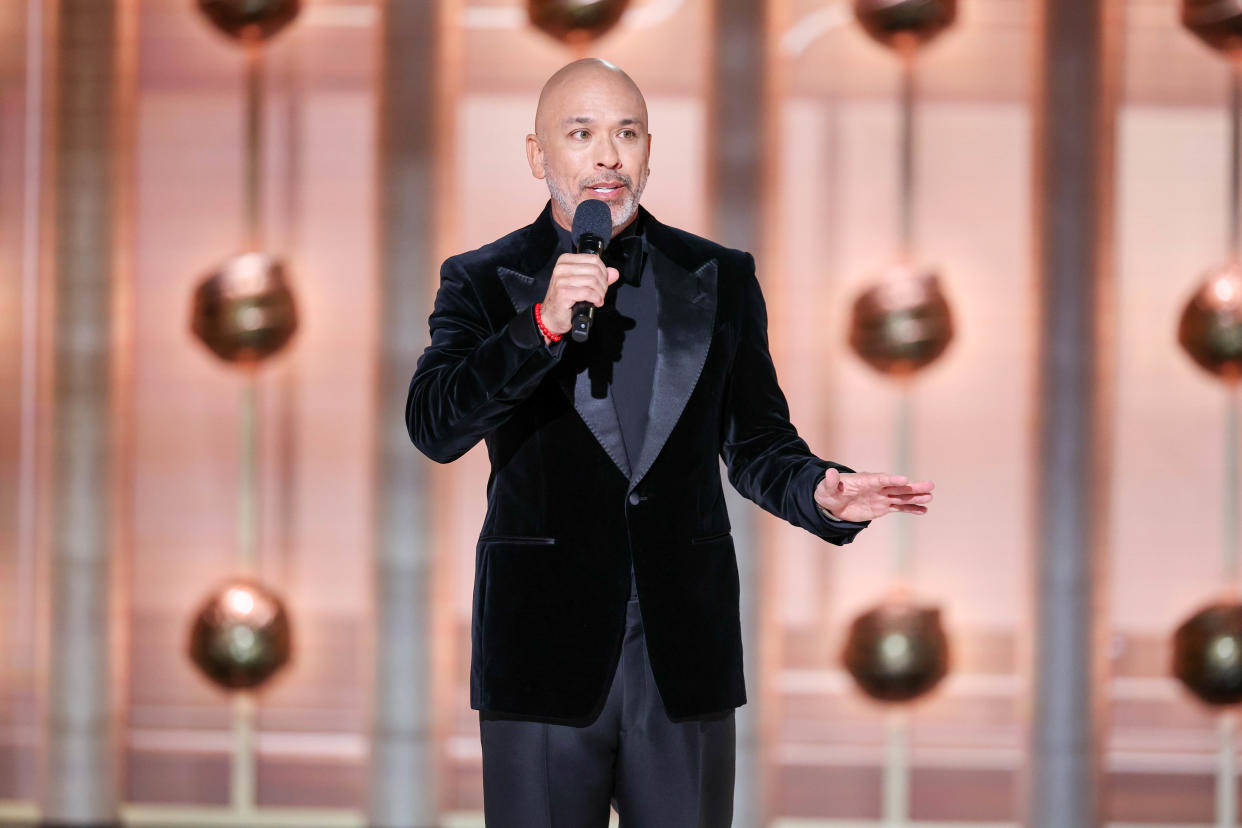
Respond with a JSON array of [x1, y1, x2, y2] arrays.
[[556, 253, 608, 268], [541, 254, 614, 332], [552, 261, 610, 304], [844, 472, 911, 488], [877, 480, 935, 495], [606, 266, 620, 285], [890, 504, 928, 515], [886, 492, 933, 505]]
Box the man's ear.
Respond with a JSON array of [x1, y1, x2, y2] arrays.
[[525, 134, 546, 180]]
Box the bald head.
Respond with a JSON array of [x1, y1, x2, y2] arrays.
[[526, 59, 652, 234], [534, 58, 647, 142]]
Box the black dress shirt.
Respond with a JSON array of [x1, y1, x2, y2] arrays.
[[551, 216, 655, 469]]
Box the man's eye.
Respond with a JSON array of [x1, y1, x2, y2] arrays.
[[570, 129, 590, 140], [618, 129, 636, 139]]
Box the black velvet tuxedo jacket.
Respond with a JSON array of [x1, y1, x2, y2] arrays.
[[406, 203, 868, 725]]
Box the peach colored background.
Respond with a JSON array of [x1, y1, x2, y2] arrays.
[[0, 0, 1238, 821]]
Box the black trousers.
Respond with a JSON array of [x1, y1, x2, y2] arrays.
[[478, 573, 736, 828]]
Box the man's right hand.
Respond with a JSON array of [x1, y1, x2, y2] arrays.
[[539, 253, 620, 337]]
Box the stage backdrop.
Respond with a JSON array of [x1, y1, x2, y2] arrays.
[[0, 0, 1237, 824]]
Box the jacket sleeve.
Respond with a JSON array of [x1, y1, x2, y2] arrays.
[[406, 257, 564, 463], [718, 254, 869, 545]]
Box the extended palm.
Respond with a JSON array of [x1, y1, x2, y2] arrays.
[[814, 468, 934, 523]]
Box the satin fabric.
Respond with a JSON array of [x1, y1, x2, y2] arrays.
[[549, 217, 656, 471]]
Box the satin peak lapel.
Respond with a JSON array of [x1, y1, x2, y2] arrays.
[[497, 257, 631, 479], [630, 247, 717, 489], [569, 364, 631, 479]]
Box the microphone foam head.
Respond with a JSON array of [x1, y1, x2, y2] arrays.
[[572, 199, 612, 250]]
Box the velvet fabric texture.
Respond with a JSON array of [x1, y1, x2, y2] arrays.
[[406, 203, 868, 725]]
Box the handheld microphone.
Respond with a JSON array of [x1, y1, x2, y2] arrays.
[[570, 199, 613, 343]]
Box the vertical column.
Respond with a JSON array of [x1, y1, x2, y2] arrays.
[[1027, 0, 1120, 825], [369, 1, 454, 824], [0, 3, 30, 747], [42, 0, 135, 824], [707, 0, 770, 824]]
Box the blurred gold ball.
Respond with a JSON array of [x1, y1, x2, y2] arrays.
[[849, 262, 954, 378], [190, 251, 298, 367], [1178, 262, 1242, 382], [854, 0, 957, 54], [842, 599, 949, 703], [527, 0, 630, 46], [1182, 0, 1242, 57], [1173, 601, 1242, 706], [188, 579, 293, 692], [196, 0, 301, 43]]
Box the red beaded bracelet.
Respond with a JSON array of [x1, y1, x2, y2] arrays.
[[534, 302, 562, 343]]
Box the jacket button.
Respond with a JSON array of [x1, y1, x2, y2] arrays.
[[628, 492, 641, 506]]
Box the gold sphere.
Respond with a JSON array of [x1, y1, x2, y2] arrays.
[[848, 262, 954, 378], [1173, 601, 1242, 706], [1178, 262, 1242, 382], [196, 0, 301, 44], [1182, 0, 1242, 58], [527, 0, 630, 46], [190, 251, 298, 367], [842, 599, 949, 703], [854, 0, 957, 54], [188, 578, 293, 692]]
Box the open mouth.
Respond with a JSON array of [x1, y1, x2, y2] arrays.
[[586, 182, 626, 199]]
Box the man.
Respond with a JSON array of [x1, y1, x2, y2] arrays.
[[406, 59, 934, 827]]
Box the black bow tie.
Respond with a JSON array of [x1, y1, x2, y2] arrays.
[[603, 235, 646, 287]]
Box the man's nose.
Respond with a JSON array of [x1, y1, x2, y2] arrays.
[[595, 138, 621, 168]]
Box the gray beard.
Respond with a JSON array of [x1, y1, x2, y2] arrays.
[[546, 175, 647, 231]]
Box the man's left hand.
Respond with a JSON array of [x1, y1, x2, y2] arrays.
[[814, 468, 935, 523]]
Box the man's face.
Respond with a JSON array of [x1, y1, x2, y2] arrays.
[[526, 69, 651, 235]]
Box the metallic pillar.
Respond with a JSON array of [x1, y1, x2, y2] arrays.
[[368, 1, 452, 824], [1027, 0, 1120, 824], [42, 0, 135, 824], [708, 0, 770, 824]]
